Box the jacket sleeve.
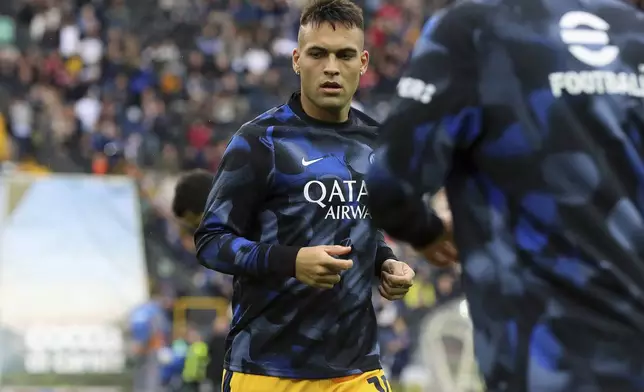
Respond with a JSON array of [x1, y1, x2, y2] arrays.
[[194, 125, 301, 277], [365, 4, 483, 248], [374, 231, 397, 277]]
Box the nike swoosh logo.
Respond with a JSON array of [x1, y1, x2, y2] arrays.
[[301, 157, 325, 166]]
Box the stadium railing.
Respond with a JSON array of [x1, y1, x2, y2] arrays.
[[172, 296, 229, 340], [419, 297, 484, 392]]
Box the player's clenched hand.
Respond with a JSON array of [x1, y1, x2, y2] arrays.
[[379, 259, 414, 301], [420, 218, 458, 267], [295, 246, 353, 289]]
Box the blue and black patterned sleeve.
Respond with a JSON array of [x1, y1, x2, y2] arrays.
[[365, 5, 483, 248], [194, 124, 301, 278], [375, 230, 397, 276]]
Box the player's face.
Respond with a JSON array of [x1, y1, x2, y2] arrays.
[[293, 22, 369, 119]]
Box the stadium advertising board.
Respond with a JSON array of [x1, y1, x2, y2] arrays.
[[0, 174, 148, 387]]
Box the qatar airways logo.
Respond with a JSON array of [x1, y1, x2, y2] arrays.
[[303, 179, 371, 219]]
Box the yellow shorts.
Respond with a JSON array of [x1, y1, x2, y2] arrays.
[[221, 368, 392, 392]]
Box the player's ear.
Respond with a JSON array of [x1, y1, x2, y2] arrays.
[[360, 50, 369, 75], [292, 48, 301, 75]]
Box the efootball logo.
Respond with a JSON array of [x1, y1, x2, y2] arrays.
[[548, 11, 644, 98], [559, 11, 619, 67], [303, 179, 371, 219]]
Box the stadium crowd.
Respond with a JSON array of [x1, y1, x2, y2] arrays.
[[0, 0, 463, 389]]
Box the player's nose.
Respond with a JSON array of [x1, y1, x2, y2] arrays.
[[323, 68, 340, 77], [323, 58, 340, 76]]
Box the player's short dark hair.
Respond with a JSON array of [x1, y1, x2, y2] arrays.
[[172, 169, 214, 218], [300, 0, 364, 30]]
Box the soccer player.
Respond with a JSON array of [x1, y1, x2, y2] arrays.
[[365, 0, 644, 390], [193, 0, 415, 390], [172, 169, 215, 233]]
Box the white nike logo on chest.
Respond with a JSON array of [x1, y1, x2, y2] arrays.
[[302, 157, 325, 166]]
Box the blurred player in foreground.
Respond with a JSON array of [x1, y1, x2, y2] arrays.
[[365, 0, 644, 390], [193, 0, 414, 390]]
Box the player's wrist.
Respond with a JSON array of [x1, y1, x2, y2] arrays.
[[267, 245, 302, 277], [376, 246, 397, 262], [375, 246, 397, 277], [372, 197, 444, 249], [398, 209, 445, 250]]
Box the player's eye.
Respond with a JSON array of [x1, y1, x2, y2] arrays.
[[309, 51, 325, 59], [339, 53, 355, 60]]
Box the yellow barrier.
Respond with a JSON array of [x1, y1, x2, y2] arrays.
[[173, 296, 229, 340]]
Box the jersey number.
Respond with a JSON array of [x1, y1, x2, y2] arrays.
[[396, 77, 436, 104], [367, 375, 390, 392]]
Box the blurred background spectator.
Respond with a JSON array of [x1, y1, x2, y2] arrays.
[[0, 0, 469, 391]]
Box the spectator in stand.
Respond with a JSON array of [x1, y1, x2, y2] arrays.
[[129, 285, 172, 392], [374, 291, 411, 389], [205, 308, 231, 391]]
